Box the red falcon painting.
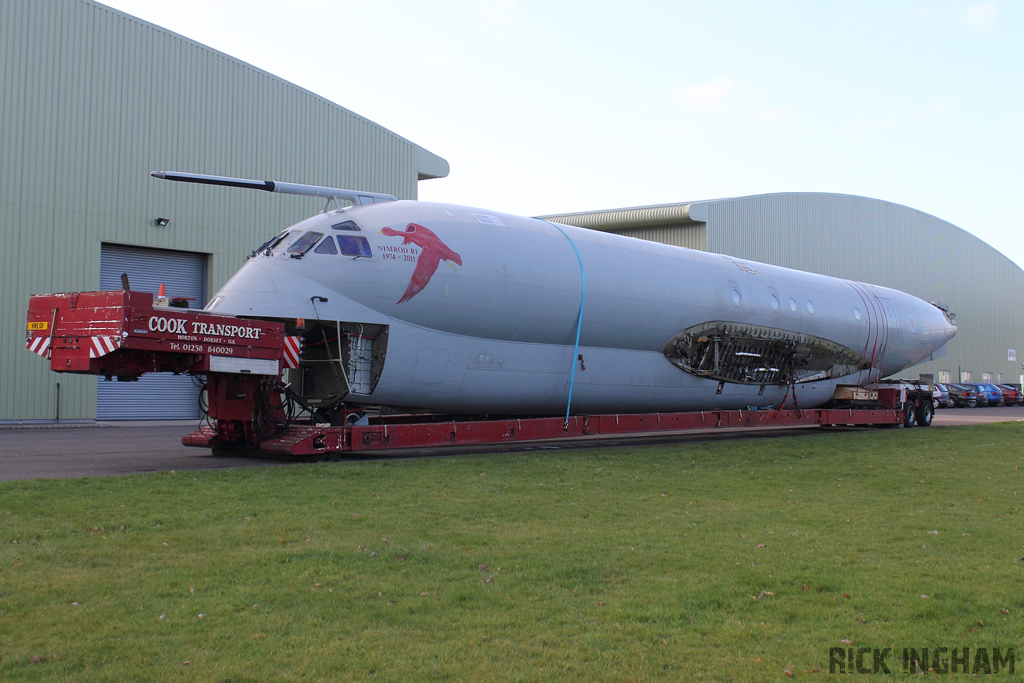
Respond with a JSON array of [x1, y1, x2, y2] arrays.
[[379, 223, 462, 303]]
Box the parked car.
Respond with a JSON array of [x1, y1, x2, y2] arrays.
[[975, 383, 1003, 406], [997, 384, 1023, 406], [933, 383, 951, 408], [968, 383, 993, 407], [945, 384, 978, 408], [981, 383, 1006, 406]]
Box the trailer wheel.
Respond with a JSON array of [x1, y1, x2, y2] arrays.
[[915, 400, 934, 427], [902, 402, 916, 428]]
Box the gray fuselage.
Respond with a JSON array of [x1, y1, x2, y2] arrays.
[[205, 199, 957, 415]]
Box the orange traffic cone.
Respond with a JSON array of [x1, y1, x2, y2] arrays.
[[158, 283, 166, 297]]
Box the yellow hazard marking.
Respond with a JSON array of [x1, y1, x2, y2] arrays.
[[27, 321, 48, 331]]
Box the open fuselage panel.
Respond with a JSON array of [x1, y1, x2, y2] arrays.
[[289, 320, 388, 419]]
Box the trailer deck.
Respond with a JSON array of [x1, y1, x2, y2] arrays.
[[180, 405, 903, 457]]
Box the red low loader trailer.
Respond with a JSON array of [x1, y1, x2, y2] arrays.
[[26, 290, 933, 458]]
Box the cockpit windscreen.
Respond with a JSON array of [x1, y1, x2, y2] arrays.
[[250, 230, 290, 259], [287, 231, 324, 257]]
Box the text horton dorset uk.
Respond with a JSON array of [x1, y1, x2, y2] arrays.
[[828, 647, 1015, 675]]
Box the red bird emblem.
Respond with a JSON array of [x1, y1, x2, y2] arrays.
[[379, 223, 462, 303]]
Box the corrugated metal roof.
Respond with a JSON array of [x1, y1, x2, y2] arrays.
[[88, 0, 449, 181], [537, 202, 703, 231]]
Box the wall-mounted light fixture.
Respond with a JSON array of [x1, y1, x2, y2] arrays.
[[154, 217, 170, 227]]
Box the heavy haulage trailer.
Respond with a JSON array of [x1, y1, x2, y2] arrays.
[[25, 290, 935, 458]]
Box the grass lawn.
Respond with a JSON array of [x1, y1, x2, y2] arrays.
[[1, 423, 1022, 681]]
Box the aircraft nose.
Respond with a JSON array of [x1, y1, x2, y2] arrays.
[[932, 304, 958, 341], [205, 263, 280, 316], [233, 263, 277, 292]]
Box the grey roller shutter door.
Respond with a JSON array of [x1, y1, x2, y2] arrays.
[[97, 244, 207, 420]]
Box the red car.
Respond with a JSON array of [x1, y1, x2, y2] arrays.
[[997, 384, 1024, 406]]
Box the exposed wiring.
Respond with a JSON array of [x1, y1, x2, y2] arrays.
[[253, 379, 295, 441], [304, 334, 340, 347], [192, 374, 211, 430]]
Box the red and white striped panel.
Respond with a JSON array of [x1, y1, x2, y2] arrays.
[[26, 336, 51, 358], [283, 336, 303, 368], [89, 336, 122, 358]]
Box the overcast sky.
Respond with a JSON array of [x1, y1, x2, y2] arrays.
[[101, 0, 1023, 268]]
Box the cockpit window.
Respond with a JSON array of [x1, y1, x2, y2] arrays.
[[338, 235, 372, 257], [287, 231, 324, 257], [314, 236, 338, 254], [249, 230, 290, 258], [332, 220, 361, 232]]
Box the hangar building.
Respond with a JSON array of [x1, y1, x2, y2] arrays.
[[541, 196, 1024, 390], [4, 1, 1021, 423], [1, 0, 448, 422]]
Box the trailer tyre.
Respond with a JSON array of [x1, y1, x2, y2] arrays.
[[915, 400, 934, 427], [903, 402, 916, 428]]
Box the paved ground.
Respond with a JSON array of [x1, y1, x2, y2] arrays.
[[1, 407, 1021, 482], [927, 405, 1024, 426], [0, 421, 291, 481]]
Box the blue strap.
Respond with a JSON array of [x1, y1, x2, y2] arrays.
[[541, 221, 586, 428]]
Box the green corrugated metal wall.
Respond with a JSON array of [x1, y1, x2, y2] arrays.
[[1, 0, 447, 421], [608, 225, 706, 251]]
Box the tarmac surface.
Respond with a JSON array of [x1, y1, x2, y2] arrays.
[[0, 421, 292, 482], [1, 407, 1022, 482]]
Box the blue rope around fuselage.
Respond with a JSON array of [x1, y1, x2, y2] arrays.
[[541, 220, 586, 428]]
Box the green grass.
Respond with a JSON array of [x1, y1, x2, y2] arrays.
[[1, 423, 1023, 681]]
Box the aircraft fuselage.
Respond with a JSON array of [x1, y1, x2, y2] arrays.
[[205, 199, 956, 416]]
